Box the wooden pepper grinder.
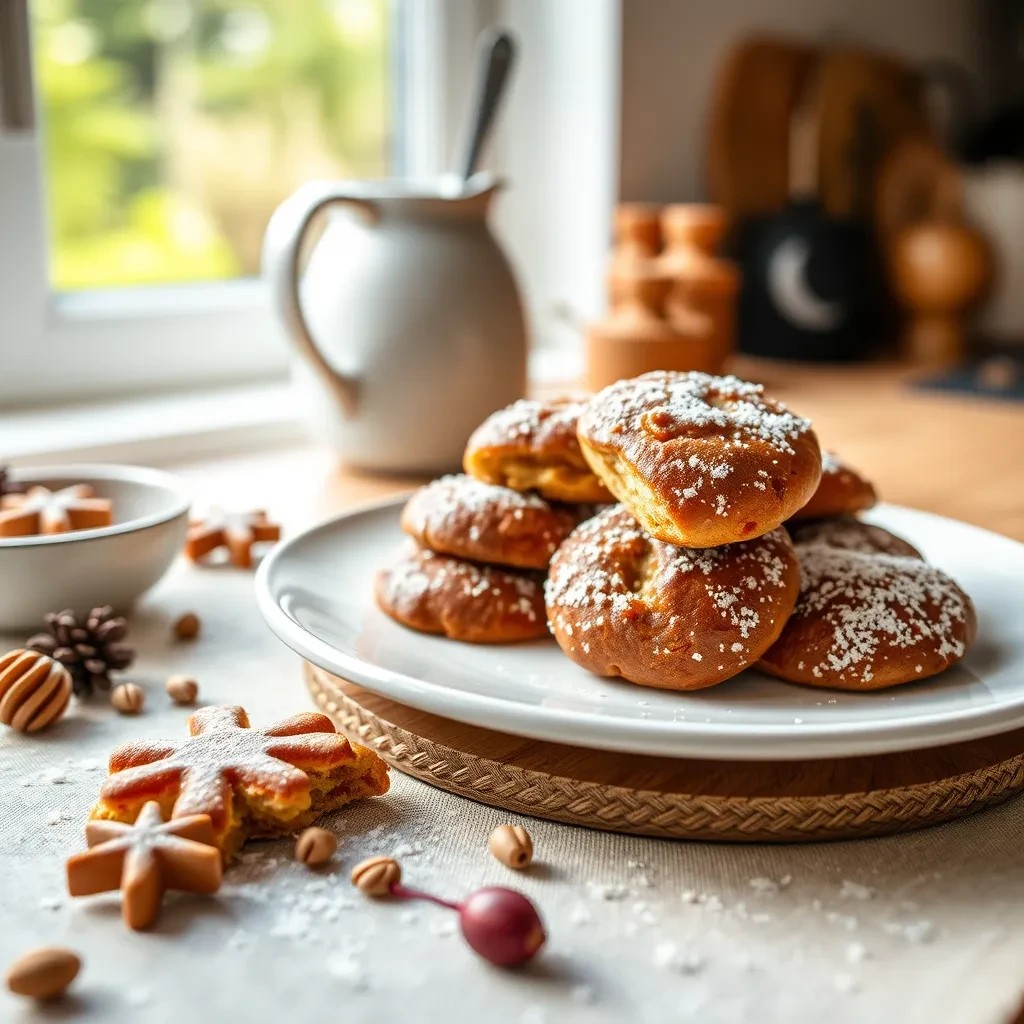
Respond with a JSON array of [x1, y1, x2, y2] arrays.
[[889, 205, 990, 369], [607, 203, 663, 309], [658, 204, 740, 372], [880, 151, 991, 369], [586, 272, 715, 392]]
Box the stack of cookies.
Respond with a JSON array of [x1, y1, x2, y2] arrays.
[[378, 371, 977, 694], [375, 398, 609, 644]]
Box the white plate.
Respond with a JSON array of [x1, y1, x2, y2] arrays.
[[256, 499, 1024, 761]]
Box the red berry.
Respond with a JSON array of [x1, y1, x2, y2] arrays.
[[458, 887, 546, 967]]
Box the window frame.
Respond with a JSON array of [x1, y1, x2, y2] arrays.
[[0, 0, 486, 409]]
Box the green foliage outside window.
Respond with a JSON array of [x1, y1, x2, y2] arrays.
[[34, 0, 390, 290]]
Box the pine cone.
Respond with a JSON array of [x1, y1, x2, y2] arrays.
[[0, 465, 21, 499], [26, 606, 135, 697]]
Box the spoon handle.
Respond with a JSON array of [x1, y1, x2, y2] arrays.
[[456, 29, 516, 182]]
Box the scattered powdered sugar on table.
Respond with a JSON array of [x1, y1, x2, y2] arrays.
[[653, 942, 706, 974], [839, 880, 875, 902]]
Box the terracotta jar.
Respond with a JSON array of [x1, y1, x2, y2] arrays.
[[607, 203, 663, 309], [586, 272, 717, 392], [657, 204, 739, 371]]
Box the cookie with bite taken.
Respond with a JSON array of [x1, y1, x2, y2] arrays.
[[576, 371, 822, 548]]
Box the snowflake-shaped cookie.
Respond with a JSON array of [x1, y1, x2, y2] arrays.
[[185, 508, 281, 568], [0, 484, 112, 537], [67, 801, 221, 930], [91, 705, 389, 860]]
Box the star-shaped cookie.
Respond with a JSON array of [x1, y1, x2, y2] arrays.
[[91, 705, 389, 861], [0, 485, 113, 537], [184, 509, 281, 568], [67, 801, 221, 930]]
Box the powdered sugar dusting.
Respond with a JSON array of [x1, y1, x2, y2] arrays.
[[545, 505, 796, 683], [383, 548, 543, 624], [467, 397, 585, 455], [790, 517, 921, 559], [581, 371, 812, 457], [99, 706, 354, 827], [402, 474, 574, 564], [779, 543, 972, 685]]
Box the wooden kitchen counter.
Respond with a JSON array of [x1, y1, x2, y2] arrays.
[[175, 360, 1024, 542]]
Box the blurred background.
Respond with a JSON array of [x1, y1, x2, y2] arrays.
[[1, 0, 1023, 416]]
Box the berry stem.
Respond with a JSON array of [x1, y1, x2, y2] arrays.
[[390, 883, 460, 911]]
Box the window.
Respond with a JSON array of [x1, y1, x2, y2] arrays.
[[0, 0, 486, 408], [0, 0, 619, 413], [34, 0, 393, 293]]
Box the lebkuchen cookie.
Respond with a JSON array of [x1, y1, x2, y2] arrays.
[[401, 474, 580, 570], [789, 450, 876, 521], [576, 371, 822, 548], [463, 398, 613, 504], [376, 545, 548, 644], [92, 705, 389, 862], [788, 516, 923, 560], [758, 543, 976, 690], [545, 505, 800, 690]]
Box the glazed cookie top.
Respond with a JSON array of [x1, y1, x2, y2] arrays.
[[761, 544, 976, 689], [789, 516, 922, 560], [577, 371, 822, 545], [544, 505, 799, 689], [401, 474, 578, 569]]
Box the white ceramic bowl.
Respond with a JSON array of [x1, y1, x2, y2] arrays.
[[0, 464, 191, 631]]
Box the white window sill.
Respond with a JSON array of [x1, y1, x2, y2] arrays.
[[2, 348, 584, 466], [1, 381, 306, 466]]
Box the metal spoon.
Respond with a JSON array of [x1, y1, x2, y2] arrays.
[[454, 28, 517, 183]]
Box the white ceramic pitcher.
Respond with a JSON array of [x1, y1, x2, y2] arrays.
[[262, 175, 527, 473]]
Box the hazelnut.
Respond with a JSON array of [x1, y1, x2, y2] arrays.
[[172, 612, 201, 641], [5, 946, 80, 1000], [111, 682, 144, 714], [351, 856, 401, 896], [487, 824, 534, 869], [294, 827, 337, 867], [165, 674, 198, 705]]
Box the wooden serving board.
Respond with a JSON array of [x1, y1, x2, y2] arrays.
[[305, 663, 1024, 843]]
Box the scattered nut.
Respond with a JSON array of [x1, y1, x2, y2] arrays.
[[165, 674, 198, 705], [351, 856, 401, 896], [488, 824, 533, 869], [5, 946, 80, 1000], [172, 612, 201, 641], [111, 682, 144, 714], [294, 826, 338, 867]]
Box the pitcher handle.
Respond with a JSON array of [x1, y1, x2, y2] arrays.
[[262, 182, 379, 418]]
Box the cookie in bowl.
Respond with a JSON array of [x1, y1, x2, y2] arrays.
[[464, 397, 613, 503], [376, 545, 548, 644], [545, 505, 800, 690], [576, 371, 822, 547]]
